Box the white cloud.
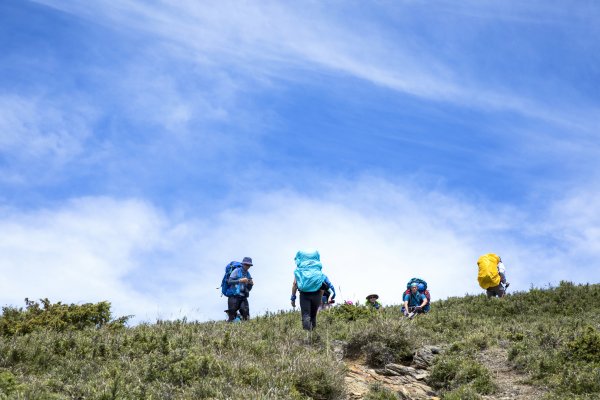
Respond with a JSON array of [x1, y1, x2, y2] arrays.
[[0, 197, 163, 320], [2, 177, 597, 323], [0, 95, 96, 183]]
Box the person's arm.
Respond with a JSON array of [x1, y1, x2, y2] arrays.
[[247, 271, 254, 291], [227, 268, 241, 285], [325, 277, 336, 300], [497, 262, 506, 284], [402, 294, 409, 315], [291, 279, 298, 307], [419, 294, 428, 308]]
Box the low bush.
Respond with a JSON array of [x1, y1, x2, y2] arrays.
[[564, 326, 600, 363], [324, 303, 375, 322], [0, 299, 130, 336], [440, 385, 481, 400], [428, 354, 496, 395], [292, 361, 345, 400], [346, 320, 414, 367], [364, 383, 399, 400]]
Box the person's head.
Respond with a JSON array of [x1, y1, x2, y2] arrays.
[[366, 294, 379, 303], [241, 257, 253, 270], [410, 282, 418, 293]]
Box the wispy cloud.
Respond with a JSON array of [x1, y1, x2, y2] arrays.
[[0, 95, 96, 183], [34, 0, 600, 132]]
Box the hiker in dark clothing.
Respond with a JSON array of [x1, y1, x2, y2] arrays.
[[226, 257, 254, 321], [291, 278, 321, 330], [290, 250, 328, 331]]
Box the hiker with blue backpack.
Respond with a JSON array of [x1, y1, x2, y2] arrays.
[[290, 250, 330, 331], [402, 278, 430, 318], [221, 257, 254, 322]]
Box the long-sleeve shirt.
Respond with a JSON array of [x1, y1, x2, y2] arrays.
[[322, 276, 336, 300], [498, 262, 507, 284]]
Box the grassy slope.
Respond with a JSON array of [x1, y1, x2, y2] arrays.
[[0, 282, 599, 399]]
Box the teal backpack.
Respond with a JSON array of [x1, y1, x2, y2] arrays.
[[294, 250, 326, 292]]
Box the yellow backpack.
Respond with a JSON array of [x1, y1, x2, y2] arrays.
[[477, 253, 501, 289]]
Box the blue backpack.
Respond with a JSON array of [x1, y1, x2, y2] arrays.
[[406, 277, 428, 291], [220, 261, 242, 297], [404, 277, 431, 311]]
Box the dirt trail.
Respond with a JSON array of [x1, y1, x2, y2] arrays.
[[478, 347, 547, 400]]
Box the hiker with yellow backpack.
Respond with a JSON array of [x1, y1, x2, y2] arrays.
[[477, 253, 509, 298]]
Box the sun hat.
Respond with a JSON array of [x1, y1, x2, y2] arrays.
[[366, 294, 379, 300], [242, 257, 253, 266]]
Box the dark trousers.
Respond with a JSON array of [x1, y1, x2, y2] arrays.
[[486, 284, 505, 298], [227, 296, 249, 321], [299, 290, 321, 331]]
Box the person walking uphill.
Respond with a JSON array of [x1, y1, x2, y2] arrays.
[[477, 253, 509, 298], [226, 257, 254, 321], [290, 250, 328, 331]]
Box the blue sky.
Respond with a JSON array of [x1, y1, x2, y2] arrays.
[[1, 0, 599, 322]]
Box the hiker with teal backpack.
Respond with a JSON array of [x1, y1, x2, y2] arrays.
[[290, 250, 329, 331], [401, 278, 430, 318], [221, 257, 254, 322]]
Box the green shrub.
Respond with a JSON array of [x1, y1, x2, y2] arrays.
[[428, 354, 496, 395], [564, 326, 600, 363], [559, 365, 600, 395], [0, 299, 130, 336], [292, 364, 345, 400], [325, 303, 374, 322], [363, 342, 394, 368], [0, 371, 20, 396], [440, 385, 481, 400], [364, 383, 399, 400], [346, 321, 413, 367]]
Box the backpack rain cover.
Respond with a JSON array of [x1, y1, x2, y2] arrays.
[[477, 253, 501, 289], [294, 250, 326, 292]]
